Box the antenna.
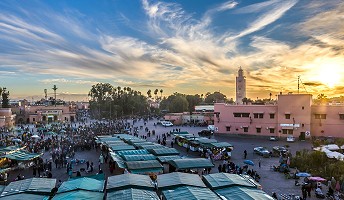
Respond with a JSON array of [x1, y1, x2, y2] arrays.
[[298, 76, 300, 94], [298, 76, 308, 94]]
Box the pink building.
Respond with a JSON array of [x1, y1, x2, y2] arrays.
[[215, 94, 344, 139]]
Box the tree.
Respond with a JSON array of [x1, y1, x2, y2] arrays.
[[314, 94, 328, 104], [204, 92, 227, 104], [147, 89, 152, 98], [186, 94, 202, 114], [1, 87, 10, 108], [160, 89, 163, 98], [160, 93, 189, 113], [154, 89, 159, 100]]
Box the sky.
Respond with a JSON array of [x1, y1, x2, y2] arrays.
[[0, 0, 344, 101]]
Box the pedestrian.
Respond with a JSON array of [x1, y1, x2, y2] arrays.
[[218, 164, 222, 173], [258, 159, 261, 168], [171, 141, 174, 148], [33, 165, 37, 177], [244, 150, 247, 159]]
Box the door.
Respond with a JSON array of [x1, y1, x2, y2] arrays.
[[299, 132, 305, 141]]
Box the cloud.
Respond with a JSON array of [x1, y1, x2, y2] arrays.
[[39, 78, 98, 85]]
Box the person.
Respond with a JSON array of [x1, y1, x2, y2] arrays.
[[315, 187, 325, 198], [244, 150, 247, 159], [76, 171, 81, 177], [258, 159, 261, 168], [171, 141, 174, 148], [272, 192, 278, 199]]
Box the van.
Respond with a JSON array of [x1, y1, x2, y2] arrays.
[[287, 136, 295, 142]]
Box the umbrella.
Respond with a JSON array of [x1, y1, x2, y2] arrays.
[[296, 172, 311, 177], [31, 135, 40, 139], [12, 138, 22, 142], [309, 177, 326, 182], [60, 130, 67, 133], [45, 131, 57, 135], [243, 160, 254, 166]]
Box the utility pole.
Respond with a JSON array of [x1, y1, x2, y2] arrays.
[[52, 85, 58, 107], [298, 76, 300, 94]]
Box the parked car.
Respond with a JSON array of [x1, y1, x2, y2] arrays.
[[161, 121, 173, 127], [253, 147, 271, 157], [198, 129, 213, 137], [286, 136, 295, 142], [269, 136, 278, 141], [272, 146, 288, 157]]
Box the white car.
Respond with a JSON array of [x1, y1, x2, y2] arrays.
[[287, 136, 296, 142], [161, 121, 173, 127]]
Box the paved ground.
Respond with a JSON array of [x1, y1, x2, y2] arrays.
[[8, 119, 321, 199]]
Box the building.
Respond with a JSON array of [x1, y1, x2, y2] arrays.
[[214, 93, 344, 138], [236, 67, 246, 104], [0, 108, 16, 128]]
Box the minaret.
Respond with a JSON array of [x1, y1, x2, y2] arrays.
[[236, 67, 246, 104]]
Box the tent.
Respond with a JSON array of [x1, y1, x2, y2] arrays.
[[116, 149, 149, 156], [0, 193, 48, 200], [53, 190, 104, 200], [106, 188, 159, 200], [202, 173, 258, 190], [57, 177, 104, 193], [0, 146, 25, 155], [109, 153, 126, 169], [132, 142, 155, 148], [162, 186, 221, 200], [214, 186, 274, 200], [157, 172, 206, 190], [0, 178, 56, 198], [122, 154, 157, 162], [106, 174, 154, 191], [148, 148, 180, 156], [126, 160, 163, 174], [157, 156, 182, 163], [167, 158, 214, 170], [4, 150, 42, 161], [208, 142, 233, 149], [108, 145, 136, 152], [137, 144, 166, 150]]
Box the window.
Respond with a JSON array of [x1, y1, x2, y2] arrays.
[[285, 114, 291, 119], [269, 128, 275, 133], [243, 127, 248, 132], [234, 113, 241, 117], [302, 124, 305, 127], [256, 128, 261, 133], [270, 114, 275, 119], [33, 118, 35, 122], [233, 113, 250, 118], [254, 113, 258, 118], [259, 113, 264, 118], [254, 113, 264, 119], [226, 127, 231, 132], [315, 114, 326, 119], [282, 129, 293, 134], [340, 114, 344, 120]]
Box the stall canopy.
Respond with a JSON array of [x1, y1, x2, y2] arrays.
[[162, 186, 221, 200], [0, 178, 56, 198], [132, 142, 154, 147], [172, 131, 190, 135], [117, 149, 149, 156], [126, 160, 163, 174], [167, 158, 214, 170], [122, 154, 156, 162], [106, 174, 154, 191], [107, 188, 159, 200], [157, 172, 206, 190], [138, 144, 166, 150], [53, 190, 104, 200], [197, 138, 218, 144], [57, 177, 105, 193], [157, 156, 182, 163], [209, 142, 233, 149], [202, 173, 258, 190], [214, 186, 274, 200], [109, 152, 126, 169], [127, 139, 147, 145], [109, 145, 136, 152], [4, 150, 42, 161], [149, 148, 180, 156], [0, 146, 25, 155]]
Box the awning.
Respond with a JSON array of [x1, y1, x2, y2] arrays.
[[4, 150, 42, 161], [132, 142, 154, 148], [126, 160, 163, 174], [157, 172, 206, 189], [157, 156, 182, 163], [107, 188, 159, 200], [54, 190, 104, 200], [214, 186, 274, 200], [106, 174, 154, 191], [109, 145, 136, 152], [122, 154, 156, 162], [116, 149, 149, 156], [209, 142, 233, 149], [0, 178, 56, 197], [202, 173, 257, 190], [109, 153, 126, 169], [57, 177, 104, 193], [148, 148, 180, 156], [162, 186, 221, 200], [140, 145, 167, 150], [167, 158, 214, 170]]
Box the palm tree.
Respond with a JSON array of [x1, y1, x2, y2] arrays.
[[154, 89, 158, 100], [160, 89, 163, 98], [147, 89, 152, 98]]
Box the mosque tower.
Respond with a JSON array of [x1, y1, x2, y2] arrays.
[[236, 67, 246, 104]]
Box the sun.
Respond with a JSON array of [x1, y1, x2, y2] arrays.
[[314, 62, 343, 88]]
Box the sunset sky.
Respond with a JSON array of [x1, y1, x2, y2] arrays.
[[0, 0, 343, 101]]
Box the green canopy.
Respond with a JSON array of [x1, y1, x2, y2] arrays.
[[69, 173, 105, 181], [140, 145, 166, 150], [109, 153, 126, 169], [0, 146, 24, 155], [109, 145, 136, 152], [157, 156, 182, 163], [126, 160, 163, 174], [44, 131, 56, 135], [0, 178, 56, 197], [53, 190, 104, 200], [197, 138, 218, 144], [133, 142, 155, 148], [4, 150, 42, 161], [148, 148, 180, 156], [116, 149, 149, 156], [122, 154, 157, 162], [214, 186, 274, 200], [167, 158, 214, 170], [37, 127, 47, 131], [57, 177, 104, 193], [202, 173, 257, 190], [107, 188, 159, 200], [106, 174, 154, 191], [208, 142, 233, 149], [157, 172, 206, 189], [115, 134, 140, 140], [127, 139, 147, 145], [162, 186, 221, 200], [172, 131, 189, 135], [0, 193, 48, 200]]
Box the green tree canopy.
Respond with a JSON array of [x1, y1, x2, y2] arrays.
[[204, 92, 227, 104], [160, 93, 189, 113]]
